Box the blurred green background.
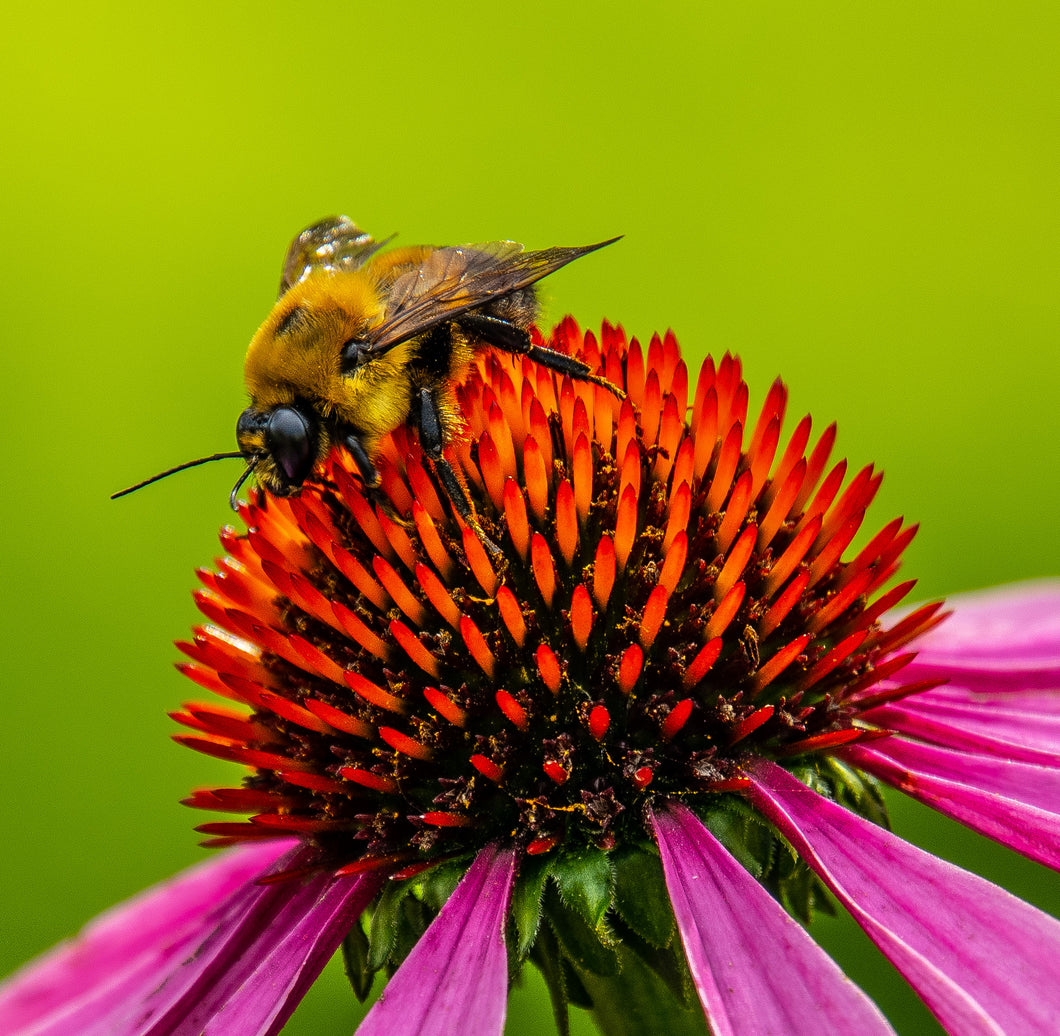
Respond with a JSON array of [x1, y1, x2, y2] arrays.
[[2, 2, 1057, 1033]]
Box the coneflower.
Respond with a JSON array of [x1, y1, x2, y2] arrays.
[[3, 319, 1058, 1035]]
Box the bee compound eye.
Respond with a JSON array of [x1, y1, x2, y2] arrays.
[[264, 406, 315, 485]]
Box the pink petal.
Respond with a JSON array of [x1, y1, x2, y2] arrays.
[[746, 760, 1060, 1035], [0, 840, 382, 1036], [864, 697, 1060, 763], [901, 581, 1060, 682], [650, 804, 894, 1036], [357, 843, 518, 1036], [0, 840, 294, 1034], [846, 740, 1060, 870]]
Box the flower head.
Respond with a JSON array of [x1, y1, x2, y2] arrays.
[[3, 320, 1058, 1035]]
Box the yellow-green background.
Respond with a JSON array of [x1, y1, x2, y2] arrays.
[[2, 3, 1057, 1033]]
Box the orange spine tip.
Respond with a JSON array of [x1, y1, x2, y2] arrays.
[[592, 535, 617, 610], [618, 439, 642, 506], [331, 600, 390, 661], [798, 630, 869, 691], [462, 527, 499, 596], [495, 585, 527, 647], [702, 776, 752, 793], [460, 614, 497, 679], [844, 579, 917, 634], [693, 387, 719, 481], [728, 704, 775, 745], [613, 483, 639, 574], [641, 368, 663, 446], [477, 432, 507, 512], [633, 766, 653, 790], [502, 479, 531, 559], [573, 433, 593, 524], [543, 760, 569, 785], [523, 436, 550, 523], [807, 510, 865, 589], [389, 619, 442, 678], [776, 727, 882, 757], [488, 401, 518, 482], [469, 753, 504, 782], [333, 853, 411, 877], [531, 533, 557, 607], [536, 643, 562, 695], [339, 766, 399, 793], [377, 509, 419, 572], [412, 502, 454, 581], [555, 480, 579, 565], [423, 686, 466, 727], [639, 585, 669, 650], [303, 698, 373, 739], [415, 562, 461, 629], [658, 531, 688, 595], [714, 469, 754, 553], [624, 337, 645, 407], [276, 770, 350, 794], [496, 689, 529, 731], [570, 584, 594, 651], [421, 811, 471, 828], [714, 523, 756, 601], [758, 569, 811, 639], [748, 414, 781, 500], [377, 459, 414, 517], [683, 636, 722, 690], [660, 698, 693, 741], [344, 488, 393, 560], [655, 395, 685, 480], [807, 569, 873, 635], [757, 457, 806, 551], [663, 481, 692, 554], [377, 726, 432, 761], [763, 516, 821, 597], [256, 690, 331, 734], [288, 634, 346, 684], [372, 556, 427, 626], [588, 704, 610, 741], [705, 581, 745, 641], [800, 460, 846, 529], [752, 633, 812, 694], [618, 643, 643, 695], [344, 671, 406, 714], [526, 835, 559, 855], [707, 421, 744, 513], [329, 542, 390, 611], [406, 456, 446, 522]]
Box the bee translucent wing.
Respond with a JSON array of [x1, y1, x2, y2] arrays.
[[367, 238, 620, 353], [278, 215, 386, 297]]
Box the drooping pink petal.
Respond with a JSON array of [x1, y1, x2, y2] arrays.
[[898, 581, 1060, 692], [0, 839, 383, 1036], [357, 843, 518, 1036], [845, 739, 1060, 870], [864, 696, 1060, 763], [650, 804, 895, 1036], [0, 839, 294, 1034], [746, 760, 1060, 1035]]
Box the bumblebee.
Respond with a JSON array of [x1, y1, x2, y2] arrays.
[[115, 216, 622, 542]]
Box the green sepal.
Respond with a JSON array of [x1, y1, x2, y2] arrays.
[[367, 881, 414, 973], [528, 924, 574, 1036], [543, 881, 620, 976], [340, 917, 375, 1002], [610, 912, 693, 1008], [611, 844, 674, 948], [511, 852, 556, 959], [577, 943, 709, 1036], [417, 856, 471, 912], [391, 894, 433, 968], [550, 845, 614, 929]]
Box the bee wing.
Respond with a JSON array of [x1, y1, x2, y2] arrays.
[[278, 215, 387, 297], [366, 237, 620, 353]]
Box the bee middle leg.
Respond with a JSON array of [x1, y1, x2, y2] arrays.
[[458, 311, 625, 399], [414, 387, 500, 555]]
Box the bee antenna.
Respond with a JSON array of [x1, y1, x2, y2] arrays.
[[111, 452, 247, 500], [229, 459, 259, 512]]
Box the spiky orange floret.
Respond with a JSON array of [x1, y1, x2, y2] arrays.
[[175, 319, 939, 874]]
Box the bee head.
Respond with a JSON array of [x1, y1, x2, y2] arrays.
[[236, 403, 322, 497]]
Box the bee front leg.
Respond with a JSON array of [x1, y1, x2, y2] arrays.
[[344, 433, 381, 489], [414, 387, 500, 555], [458, 311, 625, 399]]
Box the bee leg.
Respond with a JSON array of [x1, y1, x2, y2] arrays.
[[344, 432, 383, 503], [414, 387, 500, 555], [458, 312, 626, 400]]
